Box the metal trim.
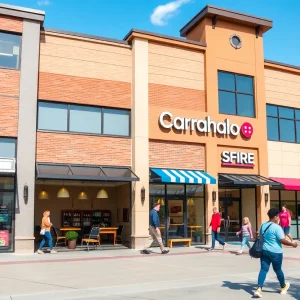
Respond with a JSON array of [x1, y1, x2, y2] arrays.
[[36, 163, 139, 182]]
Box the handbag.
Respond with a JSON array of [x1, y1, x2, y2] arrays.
[[40, 228, 45, 235], [249, 223, 273, 258]]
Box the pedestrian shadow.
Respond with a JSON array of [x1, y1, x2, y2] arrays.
[[222, 281, 255, 296], [222, 278, 300, 299]]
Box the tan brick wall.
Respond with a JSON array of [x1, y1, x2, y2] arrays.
[[149, 83, 205, 111], [149, 139, 205, 169], [40, 33, 131, 83], [38, 72, 131, 109], [0, 69, 20, 96], [0, 96, 18, 137], [36, 132, 131, 166], [0, 16, 22, 33]]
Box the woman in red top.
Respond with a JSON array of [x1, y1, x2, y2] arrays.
[[208, 207, 225, 250], [279, 205, 293, 242]]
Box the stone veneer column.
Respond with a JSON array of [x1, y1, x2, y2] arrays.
[[15, 20, 41, 253], [131, 38, 150, 249]]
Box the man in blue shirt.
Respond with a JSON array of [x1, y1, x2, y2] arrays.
[[141, 202, 169, 255], [254, 208, 298, 298]]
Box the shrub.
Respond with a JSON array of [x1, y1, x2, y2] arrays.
[[65, 231, 78, 241]]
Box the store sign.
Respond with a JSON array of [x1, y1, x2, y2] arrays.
[[0, 230, 9, 247], [221, 151, 254, 168], [159, 112, 253, 138]]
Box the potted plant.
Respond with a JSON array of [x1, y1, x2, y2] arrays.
[[193, 229, 202, 243], [65, 231, 78, 249]]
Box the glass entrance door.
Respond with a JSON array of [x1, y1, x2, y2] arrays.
[[219, 197, 241, 242], [166, 198, 186, 241]]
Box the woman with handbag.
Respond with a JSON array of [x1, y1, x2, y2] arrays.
[[37, 210, 57, 254], [254, 208, 297, 298]]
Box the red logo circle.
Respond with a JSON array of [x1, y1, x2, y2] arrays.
[[241, 122, 253, 138]]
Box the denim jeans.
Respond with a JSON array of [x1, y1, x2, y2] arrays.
[[39, 231, 53, 250], [241, 236, 251, 250], [212, 230, 225, 249], [258, 250, 285, 288]]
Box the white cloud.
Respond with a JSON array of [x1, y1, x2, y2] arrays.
[[37, 0, 51, 6], [151, 0, 191, 26]]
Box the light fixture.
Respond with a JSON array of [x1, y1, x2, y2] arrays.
[[24, 184, 28, 204], [57, 181, 70, 198], [187, 198, 195, 206], [78, 183, 87, 200], [97, 188, 108, 199], [158, 198, 165, 206], [141, 186, 145, 203], [212, 190, 217, 203], [39, 180, 48, 200], [265, 192, 269, 204], [39, 189, 49, 200]]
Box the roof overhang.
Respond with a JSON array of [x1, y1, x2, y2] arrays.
[[124, 29, 206, 50], [36, 163, 139, 182], [180, 5, 273, 37], [0, 3, 45, 25]]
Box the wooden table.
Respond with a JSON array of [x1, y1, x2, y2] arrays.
[[100, 227, 118, 245], [188, 226, 202, 238], [159, 225, 202, 238], [60, 227, 81, 232]]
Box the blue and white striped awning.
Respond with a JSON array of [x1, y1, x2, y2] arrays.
[[150, 168, 216, 184]]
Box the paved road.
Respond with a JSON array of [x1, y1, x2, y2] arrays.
[[0, 246, 299, 299]]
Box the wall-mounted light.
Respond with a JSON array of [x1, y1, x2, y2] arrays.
[[24, 184, 28, 204], [212, 190, 217, 203], [141, 186, 145, 203], [265, 192, 269, 204], [158, 198, 165, 206], [187, 198, 195, 206]]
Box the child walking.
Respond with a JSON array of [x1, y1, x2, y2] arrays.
[[236, 217, 253, 255]]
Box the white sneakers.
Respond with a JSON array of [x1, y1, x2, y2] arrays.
[[254, 283, 290, 298]]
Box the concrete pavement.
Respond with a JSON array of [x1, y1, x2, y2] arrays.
[[0, 244, 300, 299]]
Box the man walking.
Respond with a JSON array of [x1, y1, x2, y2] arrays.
[[208, 207, 226, 250], [141, 202, 169, 254], [254, 208, 298, 298]]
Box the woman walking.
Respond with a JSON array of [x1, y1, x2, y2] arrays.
[[236, 217, 253, 255], [37, 210, 57, 254], [254, 208, 297, 298], [279, 205, 293, 242]]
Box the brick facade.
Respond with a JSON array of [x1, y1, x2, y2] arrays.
[[0, 96, 18, 137], [0, 15, 22, 33], [36, 132, 131, 166], [0, 69, 20, 97], [38, 72, 131, 109], [149, 83, 206, 111], [149, 139, 205, 170]]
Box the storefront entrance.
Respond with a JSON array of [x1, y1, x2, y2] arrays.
[[150, 184, 206, 246], [219, 194, 241, 242]]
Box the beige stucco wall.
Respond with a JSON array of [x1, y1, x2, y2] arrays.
[[148, 42, 204, 90], [265, 67, 300, 109], [268, 141, 300, 178], [40, 33, 132, 83]]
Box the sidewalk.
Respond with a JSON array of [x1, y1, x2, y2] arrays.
[[0, 244, 299, 299]]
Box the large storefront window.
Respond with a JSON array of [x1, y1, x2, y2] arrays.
[[270, 190, 300, 239], [150, 184, 205, 245], [0, 177, 15, 252]]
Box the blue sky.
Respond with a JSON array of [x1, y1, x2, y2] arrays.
[[2, 0, 300, 65]]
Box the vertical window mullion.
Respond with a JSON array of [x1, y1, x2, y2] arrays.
[[234, 74, 238, 116], [67, 104, 70, 132], [101, 108, 104, 135]]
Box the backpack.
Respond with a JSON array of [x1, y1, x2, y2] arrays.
[[249, 223, 273, 258]]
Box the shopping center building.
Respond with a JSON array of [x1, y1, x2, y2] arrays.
[[0, 3, 300, 253]]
